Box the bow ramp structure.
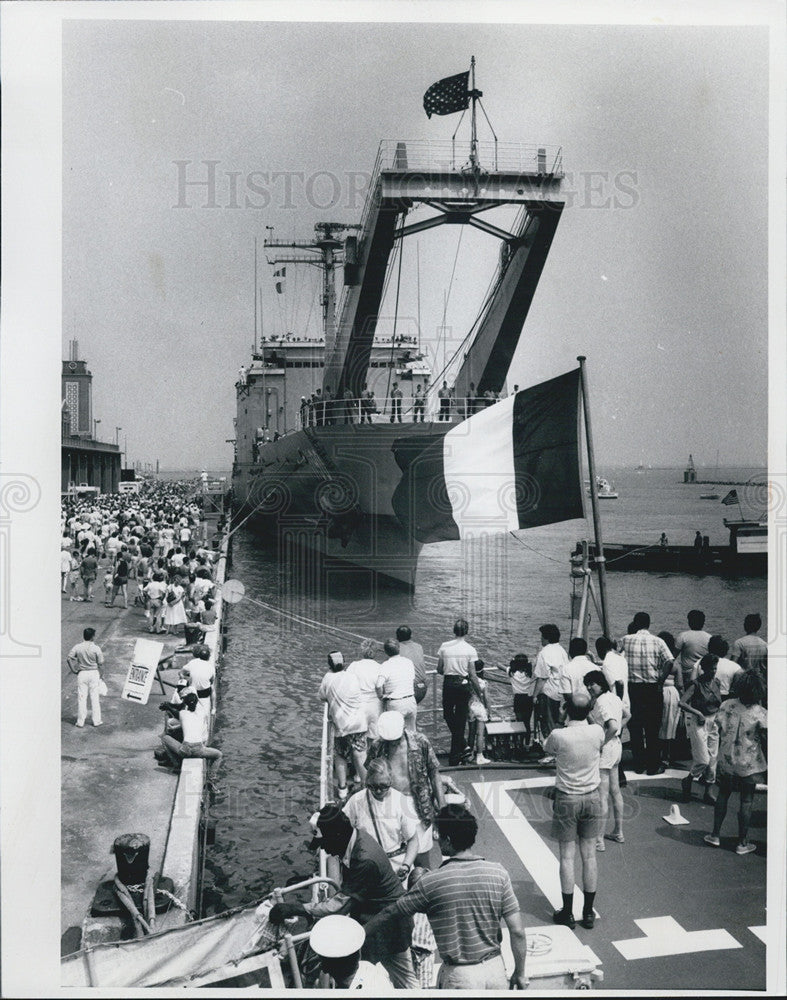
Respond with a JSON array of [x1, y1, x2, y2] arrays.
[[324, 138, 566, 401]]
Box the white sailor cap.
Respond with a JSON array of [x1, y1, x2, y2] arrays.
[[376, 710, 404, 741], [309, 915, 365, 958]]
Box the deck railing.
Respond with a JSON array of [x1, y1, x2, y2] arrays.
[[377, 138, 564, 177], [294, 395, 509, 431]]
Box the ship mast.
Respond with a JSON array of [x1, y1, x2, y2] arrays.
[[265, 222, 359, 351]]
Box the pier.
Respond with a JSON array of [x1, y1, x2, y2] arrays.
[[60, 512, 230, 955]]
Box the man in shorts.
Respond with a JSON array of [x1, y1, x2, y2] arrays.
[[319, 651, 368, 799], [544, 692, 604, 930]]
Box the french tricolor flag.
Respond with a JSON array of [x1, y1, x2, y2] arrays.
[[391, 369, 585, 543]]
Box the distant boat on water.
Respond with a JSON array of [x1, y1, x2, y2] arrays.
[[700, 492, 720, 500], [587, 476, 618, 499]]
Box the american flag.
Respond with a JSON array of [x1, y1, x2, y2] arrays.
[[423, 71, 470, 119]]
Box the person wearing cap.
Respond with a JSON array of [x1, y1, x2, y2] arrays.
[[437, 618, 482, 765], [376, 639, 417, 731], [343, 759, 420, 878], [365, 711, 445, 869], [319, 651, 368, 799], [362, 803, 529, 990], [308, 915, 392, 990], [269, 804, 418, 988]]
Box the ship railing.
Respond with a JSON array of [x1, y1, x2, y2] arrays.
[[296, 395, 510, 429], [334, 138, 562, 329], [377, 138, 564, 177]]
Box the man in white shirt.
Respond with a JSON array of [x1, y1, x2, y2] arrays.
[[159, 688, 222, 772], [67, 627, 105, 727], [320, 651, 368, 797], [376, 639, 417, 731], [562, 638, 594, 701], [533, 624, 570, 762], [181, 644, 216, 714], [708, 635, 743, 698], [437, 619, 481, 765]]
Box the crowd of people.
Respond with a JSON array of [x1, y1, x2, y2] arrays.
[[275, 607, 767, 988], [61, 481, 224, 772]]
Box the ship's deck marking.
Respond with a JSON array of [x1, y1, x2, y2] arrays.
[[611, 915, 742, 960], [470, 769, 686, 921], [469, 767, 765, 972]]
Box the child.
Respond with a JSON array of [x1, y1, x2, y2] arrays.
[[509, 653, 537, 753], [468, 659, 491, 765], [408, 867, 437, 988], [101, 565, 114, 604]]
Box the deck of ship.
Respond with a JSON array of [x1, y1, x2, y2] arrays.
[[443, 760, 767, 991]]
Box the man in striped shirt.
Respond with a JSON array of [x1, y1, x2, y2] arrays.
[[363, 804, 529, 990]]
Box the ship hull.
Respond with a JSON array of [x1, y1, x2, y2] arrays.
[[231, 421, 452, 589]]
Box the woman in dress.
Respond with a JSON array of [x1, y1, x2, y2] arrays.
[[347, 639, 383, 740], [679, 653, 722, 804], [585, 669, 629, 848], [163, 579, 188, 636], [704, 671, 767, 854]]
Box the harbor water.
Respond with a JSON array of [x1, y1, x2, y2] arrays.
[[201, 466, 768, 914]]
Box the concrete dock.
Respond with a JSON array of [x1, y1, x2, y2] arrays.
[[60, 527, 228, 957]]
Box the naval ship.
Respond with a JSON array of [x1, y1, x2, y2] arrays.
[[231, 125, 567, 589]]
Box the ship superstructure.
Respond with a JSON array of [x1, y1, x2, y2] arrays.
[[232, 133, 567, 589]]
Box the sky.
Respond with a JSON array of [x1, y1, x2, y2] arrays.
[[59, 16, 772, 471]]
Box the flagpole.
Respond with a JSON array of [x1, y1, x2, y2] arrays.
[[577, 356, 610, 637], [253, 236, 258, 355], [470, 55, 478, 167]]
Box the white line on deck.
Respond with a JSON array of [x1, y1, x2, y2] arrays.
[[748, 926, 767, 945], [470, 770, 689, 923], [612, 916, 742, 960]]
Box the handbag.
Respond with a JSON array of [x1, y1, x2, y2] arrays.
[[166, 589, 178, 605]]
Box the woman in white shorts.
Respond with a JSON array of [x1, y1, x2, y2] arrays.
[[585, 669, 630, 850]]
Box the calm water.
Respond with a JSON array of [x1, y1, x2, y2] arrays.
[[201, 466, 768, 913]]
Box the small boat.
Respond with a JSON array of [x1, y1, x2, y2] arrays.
[[700, 493, 720, 500], [588, 476, 618, 499]]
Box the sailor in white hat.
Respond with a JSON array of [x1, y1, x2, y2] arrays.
[[308, 915, 392, 990]]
